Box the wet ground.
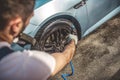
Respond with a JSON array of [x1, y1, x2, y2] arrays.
[[50, 14, 120, 80]]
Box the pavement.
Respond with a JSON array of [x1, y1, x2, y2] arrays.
[[50, 14, 120, 80]]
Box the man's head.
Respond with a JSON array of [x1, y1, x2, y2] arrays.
[[0, 0, 35, 43]]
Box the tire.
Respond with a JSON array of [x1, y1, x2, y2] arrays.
[[31, 18, 77, 53]]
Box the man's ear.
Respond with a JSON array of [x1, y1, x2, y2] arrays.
[[9, 17, 23, 33]]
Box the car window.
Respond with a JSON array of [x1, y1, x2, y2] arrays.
[[34, 0, 52, 9]]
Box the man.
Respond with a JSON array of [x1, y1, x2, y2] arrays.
[[0, 0, 76, 80]]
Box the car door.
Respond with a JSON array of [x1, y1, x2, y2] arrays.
[[86, 0, 112, 27], [111, 0, 120, 9]]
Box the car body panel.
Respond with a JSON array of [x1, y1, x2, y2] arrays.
[[24, 0, 84, 36], [30, 0, 82, 25], [83, 0, 120, 36], [83, 6, 120, 37], [12, 0, 120, 50], [24, 0, 120, 37], [86, 0, 112, 27], [112, 0, 120, 9]]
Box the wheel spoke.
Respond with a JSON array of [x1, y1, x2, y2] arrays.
[[58, 29, 62, 42], [56, 31, 59, 44], [44, 28, 71, 52]]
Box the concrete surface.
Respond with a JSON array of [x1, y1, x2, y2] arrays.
[[50, 13, 120, 80]]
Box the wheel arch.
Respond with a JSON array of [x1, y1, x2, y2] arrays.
[[58, 15, 81, 40], [35, 15, 82, 40]]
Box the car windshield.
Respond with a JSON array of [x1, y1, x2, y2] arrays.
[[34, 0, 52, 9]]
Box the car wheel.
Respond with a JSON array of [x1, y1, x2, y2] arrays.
[[31, 19, 77, 53]]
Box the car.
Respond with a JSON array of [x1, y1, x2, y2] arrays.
[[12, 0, 120, 53]]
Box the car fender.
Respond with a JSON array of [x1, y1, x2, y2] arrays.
[[30, 0, 82, 25], [23, 0, 82, 37], [24, 13, 81, 39]]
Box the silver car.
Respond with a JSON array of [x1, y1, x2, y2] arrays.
[[12, 0, 120, 53]]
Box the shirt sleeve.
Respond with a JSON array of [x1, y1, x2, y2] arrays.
[[0, 50, 56, 80]]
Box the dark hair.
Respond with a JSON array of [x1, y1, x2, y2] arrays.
[[0, 0, 35, 30]]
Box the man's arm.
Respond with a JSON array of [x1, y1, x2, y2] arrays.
[[51, 40, 76, 76]]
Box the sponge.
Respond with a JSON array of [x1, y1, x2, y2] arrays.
[[68, 34, 78, 45]]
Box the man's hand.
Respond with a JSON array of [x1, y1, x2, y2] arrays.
[[50, 39, 76, 77], [63, 40, 76, 63]]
